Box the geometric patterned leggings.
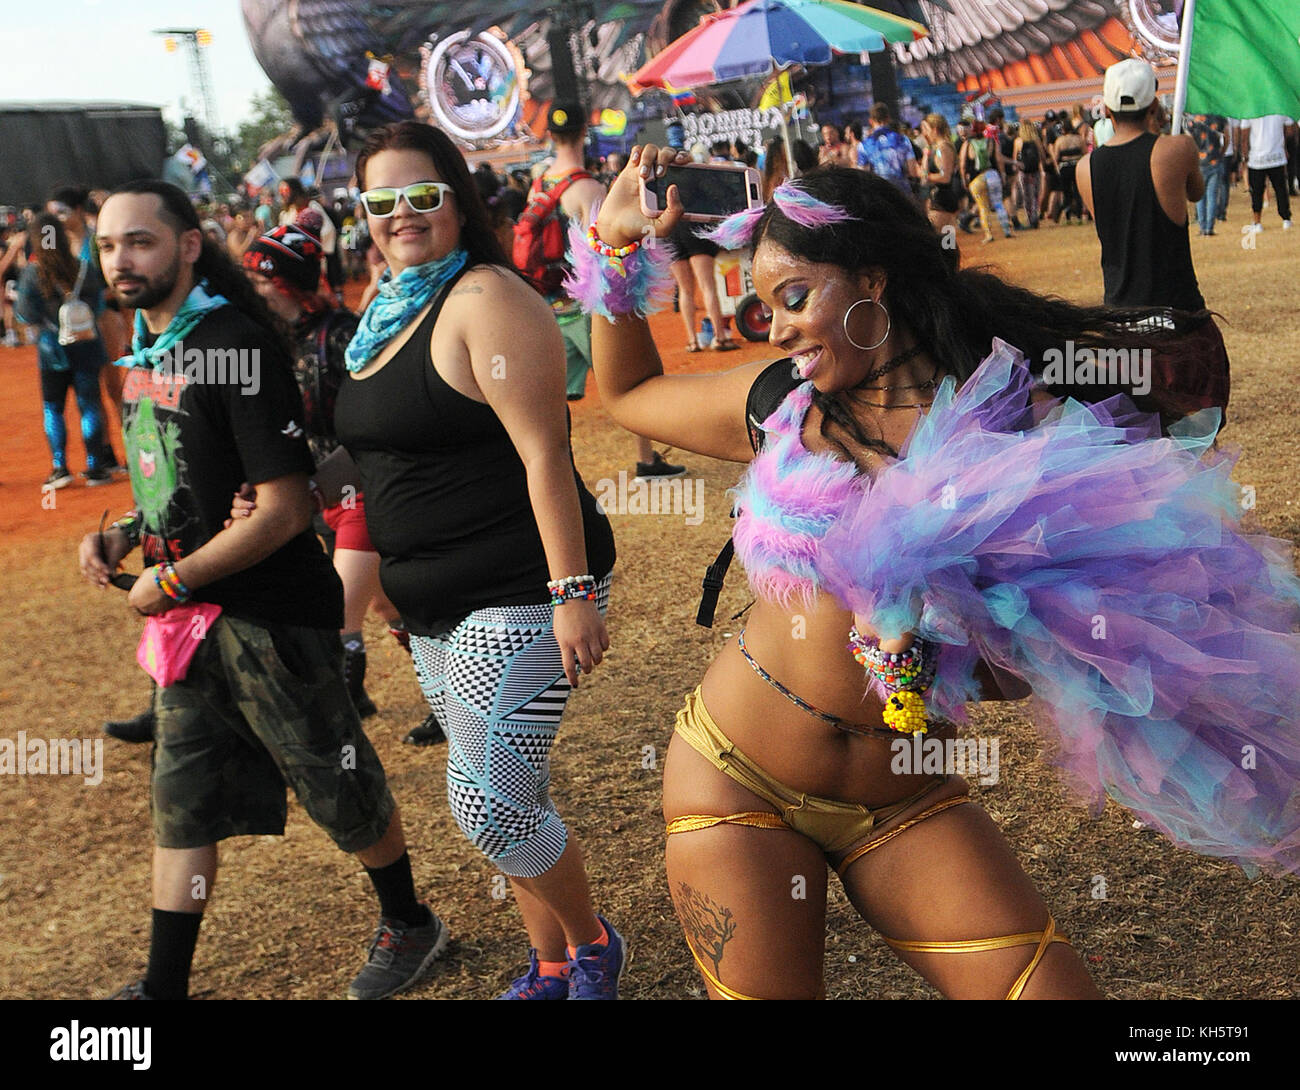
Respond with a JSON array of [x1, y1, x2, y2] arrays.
[[409, 574, 612, 878]]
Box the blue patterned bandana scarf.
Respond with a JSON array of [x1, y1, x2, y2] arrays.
[[116, 281, 229, 369], [345, 247, 469, 373]]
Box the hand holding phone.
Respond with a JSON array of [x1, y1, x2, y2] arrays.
[[594, 145, 690, 249], [640, 161, 763, 222]]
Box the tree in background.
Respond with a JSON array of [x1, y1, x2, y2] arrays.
[[232, 88, 295, 174]]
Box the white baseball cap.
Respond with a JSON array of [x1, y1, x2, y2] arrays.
[[1103, 58, 1157, 112]]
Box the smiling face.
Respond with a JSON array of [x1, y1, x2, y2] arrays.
[[361, 148, 462, 275], [751, 239, 887, 393]]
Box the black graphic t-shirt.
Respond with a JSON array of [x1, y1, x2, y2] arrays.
[[119, 305, 343, 629]]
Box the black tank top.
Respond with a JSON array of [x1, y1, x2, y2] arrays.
[[1089, 133, 1205, 311], [333, 264, 615, 634]]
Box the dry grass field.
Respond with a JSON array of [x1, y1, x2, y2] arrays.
[[0, 194, 1296, 1000]]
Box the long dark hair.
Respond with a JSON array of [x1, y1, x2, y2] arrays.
[[355, 121, 513, 272], [751, 167, 1208, 459], [28, 213, 79, 298], [108, 179, 286, 348]]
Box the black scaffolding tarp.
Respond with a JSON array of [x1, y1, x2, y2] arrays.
[[0, 101, 166, 207]]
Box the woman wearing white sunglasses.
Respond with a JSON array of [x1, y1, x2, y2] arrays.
[[334, 121, 623, 999]]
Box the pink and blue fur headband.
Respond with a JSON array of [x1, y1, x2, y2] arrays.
[[698, 180, 857, 248]]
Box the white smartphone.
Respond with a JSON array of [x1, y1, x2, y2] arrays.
[[640, 161, 763, 222]]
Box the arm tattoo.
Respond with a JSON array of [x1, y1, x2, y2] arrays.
[[449, 284, 484, 298], [673, 881, 737, 978]]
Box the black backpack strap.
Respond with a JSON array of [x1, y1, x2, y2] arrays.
[[696, 358, 800, 627], [745, 357, 802, 453], [696, 538, 735, 628]]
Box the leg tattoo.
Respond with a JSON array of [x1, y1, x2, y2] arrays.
[[673, 881, 737, 978]]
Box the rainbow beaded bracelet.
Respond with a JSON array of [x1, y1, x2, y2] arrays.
[[562, 219, 675, 321], [585, 225, 642, 275], [848, 626, 938, 694], [548, 575, 598, 606], [848, 626, 938, 734], [153, 562, 191, 603]]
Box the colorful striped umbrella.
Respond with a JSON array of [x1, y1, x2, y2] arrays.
[[633, 0, 928, 90]]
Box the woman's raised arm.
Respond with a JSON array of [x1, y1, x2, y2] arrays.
[[588, 145, 768, 464]]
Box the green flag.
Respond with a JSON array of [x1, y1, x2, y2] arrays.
[[1184, 1, 1300, 118]]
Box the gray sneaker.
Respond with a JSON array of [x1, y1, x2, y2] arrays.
[[347, 905, 449, 1000]]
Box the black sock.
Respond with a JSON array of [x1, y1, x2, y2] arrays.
[[144, 909, 203, 1000], [365, 851, 427, 928]]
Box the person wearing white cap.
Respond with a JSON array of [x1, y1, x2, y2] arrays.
[[1077, 59, 1206, 312], [1076, 58, 1230, 422]]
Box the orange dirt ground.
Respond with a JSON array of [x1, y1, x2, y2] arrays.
[[0, 198, 1296, 1000]]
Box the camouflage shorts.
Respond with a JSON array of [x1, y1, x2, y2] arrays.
[[151, 614, 395, 852]]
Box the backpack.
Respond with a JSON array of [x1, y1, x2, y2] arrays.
[[698, 359, 803, 626], [971, 136, 993, 175], [1019, 141, 1041, 175], [512, 170, 592, 296], [57, 259, 96, 346]]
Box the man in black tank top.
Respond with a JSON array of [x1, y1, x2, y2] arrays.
[[1078, 59, 1206, 312], [1077, 59, 1230, 423]]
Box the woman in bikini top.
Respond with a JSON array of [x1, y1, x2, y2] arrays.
[[576, 146, 1300, 1000]]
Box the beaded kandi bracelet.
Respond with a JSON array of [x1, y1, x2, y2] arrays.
[[848, 626, 938, 692], [847, 625, 938, 735], [548, 575, 598, 606], [153, 562, 191, 603], [562, 219, 675, 321], [584, 224, 641, 273]]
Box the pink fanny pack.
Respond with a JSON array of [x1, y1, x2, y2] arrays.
[[137, 602, 224, 687]]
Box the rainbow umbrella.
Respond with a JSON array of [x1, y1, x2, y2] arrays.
[[632, 0, 928, 90]]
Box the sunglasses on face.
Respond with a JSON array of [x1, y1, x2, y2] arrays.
[[359, 181, 452, 218]]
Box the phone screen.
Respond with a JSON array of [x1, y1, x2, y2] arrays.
[[649, 165, 755, 220]]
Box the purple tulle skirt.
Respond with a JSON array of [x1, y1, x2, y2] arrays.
[[819, 341, 1300, 877]]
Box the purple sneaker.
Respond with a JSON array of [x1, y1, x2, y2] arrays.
[[496, 950, 569, 1000], [567, 916, 626, 1000]]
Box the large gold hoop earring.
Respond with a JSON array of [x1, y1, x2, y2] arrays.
[[843, 298, 890, 352]]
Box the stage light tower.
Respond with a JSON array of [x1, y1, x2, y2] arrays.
[[154, 27, 221, 145]]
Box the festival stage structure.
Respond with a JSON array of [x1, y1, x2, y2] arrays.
[[239, 1, 1210, 172], [895, 1, 1182, 118], [240, 0, 679, 164], [0, 101, 166, 207]]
